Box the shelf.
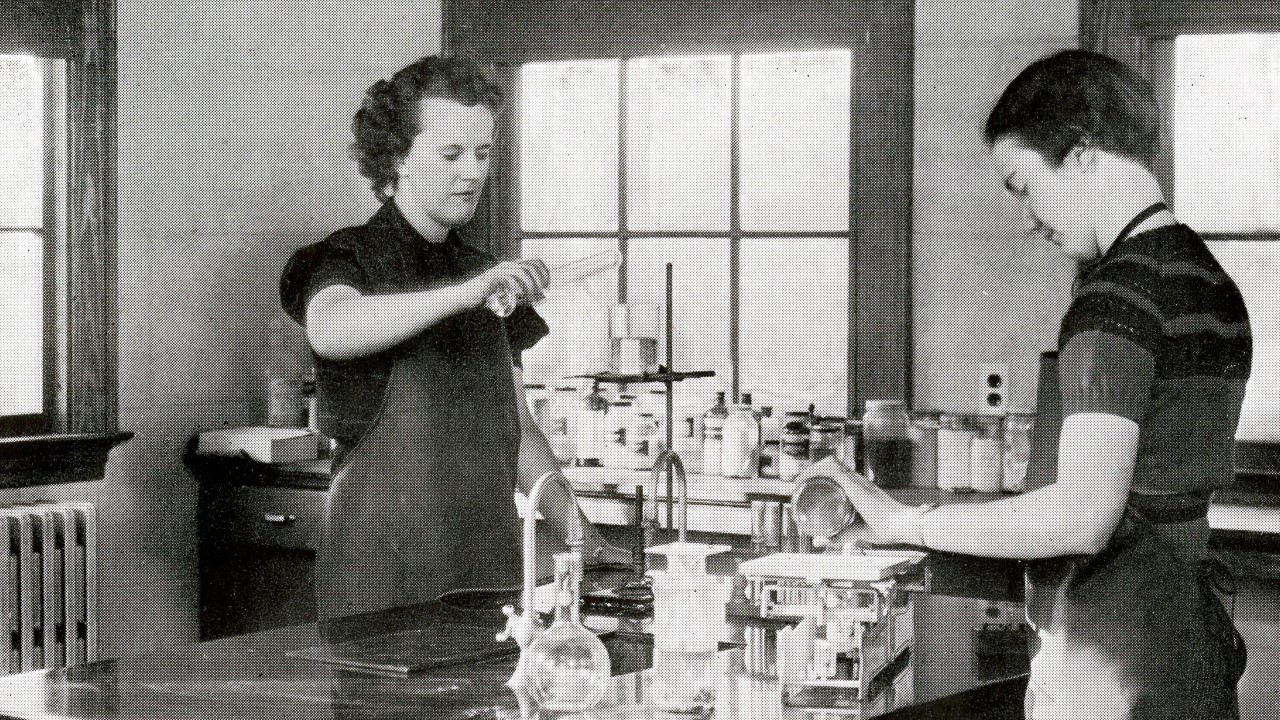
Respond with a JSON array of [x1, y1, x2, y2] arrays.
[[571, 369, 716, 385]]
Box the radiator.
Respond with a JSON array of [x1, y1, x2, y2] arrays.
[[0, 503, 98, 673]]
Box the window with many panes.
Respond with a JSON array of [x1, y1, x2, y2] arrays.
[[0, 54, 64, 435], [447, 0, 914, 418], [517, 52, 851, 416], [1171, 33, 1280, 443], [0, 0, 119, 445]]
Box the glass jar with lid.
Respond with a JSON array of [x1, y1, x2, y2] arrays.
[[808, 419, 843, 464], [862, 400, 913, 488], [779, 411, 811, 481]]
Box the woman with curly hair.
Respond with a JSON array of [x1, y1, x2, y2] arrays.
[[280, 56, 628, 621]]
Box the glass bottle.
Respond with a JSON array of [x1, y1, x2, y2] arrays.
[[936, 414, 975, 492], [605, 400, 634, 469], [550, 386, 578, 465], [779, 411, 812, 481], [702, 392, 729, 477], [970, 418, 1003, 493], [862, 400, 913, 488], [758, 407, 782, 479], [525, 552, 611, 712], [721, 402, 760, 479], [1002, 412, 1034, 493], [574, 383, 609, 467]]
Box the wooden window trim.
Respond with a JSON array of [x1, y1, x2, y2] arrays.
[[0, 0, 125, 481], [445, 0, 913, 415]]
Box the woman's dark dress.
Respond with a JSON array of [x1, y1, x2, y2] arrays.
[[281, 200, 548, 620]]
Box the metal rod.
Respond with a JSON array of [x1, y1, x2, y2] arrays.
[[634, 485, 646, 579], [665, 263, 676, 532]]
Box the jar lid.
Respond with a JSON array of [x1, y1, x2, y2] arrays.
[[865, 399, 906, 412]]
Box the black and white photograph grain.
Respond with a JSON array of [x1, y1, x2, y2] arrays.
[[0, 0, 1277, 718]]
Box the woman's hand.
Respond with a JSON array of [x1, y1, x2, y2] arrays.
[[796, 456, 920, 547], [465, 259, 550, 308]]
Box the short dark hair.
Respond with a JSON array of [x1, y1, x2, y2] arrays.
[[350, 56, 503, 202], [984, 50, 1159, 168]]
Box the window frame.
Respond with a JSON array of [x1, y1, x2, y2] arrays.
[[1082, 0, 1280, 469], [0, 56, 62, 436], [0, 0, 127, 480], [1084, 0, 1280, 242], [444, 0, 914, 416]]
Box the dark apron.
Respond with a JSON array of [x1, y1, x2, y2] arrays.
[[314, 305, 523, 621], [1024, 495, 1248, 719]]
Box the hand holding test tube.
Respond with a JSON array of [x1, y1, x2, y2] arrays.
[[486, 249, 622, 317]]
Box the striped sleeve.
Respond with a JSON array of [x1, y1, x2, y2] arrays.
[[1058, 329, 1154, 421]]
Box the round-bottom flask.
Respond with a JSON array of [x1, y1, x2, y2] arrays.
[[525, 553, 611, 713]]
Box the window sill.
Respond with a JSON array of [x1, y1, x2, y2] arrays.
[[0, 431, 132, 487]]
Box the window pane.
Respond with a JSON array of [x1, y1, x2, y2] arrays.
[[740, 236, 848, 417], [0, 231, 43, 416], [0, 55, 43, 229], [627, 238, 731, 384], [1208, 241, 1280, 441], [626, 55, 731, 232], [1175, 35, 1280, 233], [518, 237, 619, 384], [520, 60, 619, 233], [740, 50, 850, 232]]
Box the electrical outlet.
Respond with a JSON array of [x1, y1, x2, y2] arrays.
[[978, 363, 1010, 415]]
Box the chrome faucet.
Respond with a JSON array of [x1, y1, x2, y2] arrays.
[[497, 470, 584, 705], [648, 449, 689, 546]]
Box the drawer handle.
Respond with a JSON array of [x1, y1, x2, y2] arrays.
[[262, 513, 298, 526]]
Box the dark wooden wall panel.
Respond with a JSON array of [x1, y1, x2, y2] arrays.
[[852, 38, 914, 410]]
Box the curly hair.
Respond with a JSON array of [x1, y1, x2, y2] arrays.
[[985, 50, 1159, 169], [350, 56, 504, 202]]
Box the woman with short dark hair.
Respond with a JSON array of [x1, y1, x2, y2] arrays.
[[807, 49, 1250, 718], [280, 56, 627, 621]]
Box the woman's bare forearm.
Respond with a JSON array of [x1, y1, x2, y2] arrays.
[[306, 281, 482, 360]]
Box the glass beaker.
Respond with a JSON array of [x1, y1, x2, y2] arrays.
[[790, 474, 857, 542], [487, 249, 622, 317]]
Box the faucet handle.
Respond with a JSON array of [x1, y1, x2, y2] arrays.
[[495, 604, 518, 643]]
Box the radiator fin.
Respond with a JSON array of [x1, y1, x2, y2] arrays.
[[0, 504, 98, 673]]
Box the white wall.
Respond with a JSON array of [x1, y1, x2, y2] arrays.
[[111, 0, 442, 654], [913, 0, 1078, 413]]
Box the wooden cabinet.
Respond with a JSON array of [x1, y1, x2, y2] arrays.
[[198, 481, 325, 640]]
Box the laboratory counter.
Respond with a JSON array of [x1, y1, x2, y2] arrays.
[[0, 590, 1028, 720], [187, 450, 1280, 586]]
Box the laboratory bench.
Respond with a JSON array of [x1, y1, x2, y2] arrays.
[[0, 590, 1031, 720], [187, 453, 1280, 719]]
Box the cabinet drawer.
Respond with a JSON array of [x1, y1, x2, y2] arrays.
[[206, 486, 326, 550]]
